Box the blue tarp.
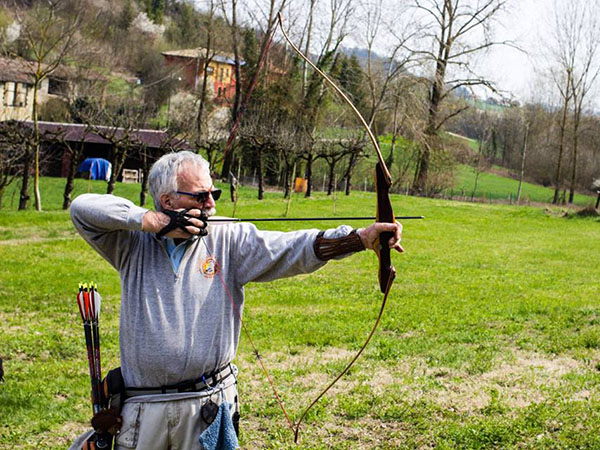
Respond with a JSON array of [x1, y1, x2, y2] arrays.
[[78, 158, 111, 181]]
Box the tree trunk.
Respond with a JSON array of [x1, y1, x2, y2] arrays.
[[283, 162, 293, 199], [304, 150, 313, 197], [344, 152, 357, 196], [18, 147, 31, 210], [257, 148, 264, 200], [568, 110, 581, 204], [197, 41, 213, 140], [326, 161, 335, 196], [107, 147, 128, 195], [140, 149, 150, 206], [302, 0, 316, 95], [62, 148, 79, 209], [516, 123, 529, 203], [553, 81, 570, 204], [412, 51, 446, 195], [33, 78, 42, 211], [412, 141, 430, 195], [492, 129, 498, 162], [386, 96, 400, 168]]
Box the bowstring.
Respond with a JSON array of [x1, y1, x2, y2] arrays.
[[199, 237, 296, 434]]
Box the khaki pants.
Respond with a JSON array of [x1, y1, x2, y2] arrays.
[[71, 369, 239, 450]]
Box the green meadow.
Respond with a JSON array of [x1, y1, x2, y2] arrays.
[[447, 165, 595, 206], [1, 177, 600, 449]]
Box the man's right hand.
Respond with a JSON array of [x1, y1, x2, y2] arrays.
[[142, 209, 207, 239]]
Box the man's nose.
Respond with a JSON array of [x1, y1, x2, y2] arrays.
[[204, 193, 216, 208]]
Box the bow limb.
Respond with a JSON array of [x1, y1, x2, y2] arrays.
[[276, 13, 391, 185], [277, 14, 398, 442]]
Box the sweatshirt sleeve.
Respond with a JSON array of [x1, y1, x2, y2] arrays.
[[70, 193, 148, 270], [231, 223, 358, 285]]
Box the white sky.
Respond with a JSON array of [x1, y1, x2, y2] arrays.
[[477, 0, 554, 102], [199, 0, 561, 103]]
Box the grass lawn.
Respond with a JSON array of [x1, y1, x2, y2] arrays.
[[1, 177, 600, 449], [447, 165, 596, 207]]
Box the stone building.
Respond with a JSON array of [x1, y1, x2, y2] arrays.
[[0, 57, 107, 121]]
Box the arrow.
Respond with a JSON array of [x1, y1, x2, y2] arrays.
[[205, 215, 424, 223], [76, 282, 104, 415]]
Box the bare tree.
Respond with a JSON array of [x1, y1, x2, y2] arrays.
[[287, 0, 353, 196], [339, 134, 367, 195], [218, 0, 289, 179], [564, 1, 600, 203], [409, 0, 508, 195], [40, 123, 93, 209], [220, 0, 242, 124], [547, 5, 575, 204], [516, 118, 530, 203], [385, 73, 427, 169], [240, 103, 298, 200], [360, 0, 419, 134], [14, 0, 82, 211], [196, 0, 218, 142], [80, 104, 146, 195], [0, 121, 28, 208], [316, 136, 360, 196]]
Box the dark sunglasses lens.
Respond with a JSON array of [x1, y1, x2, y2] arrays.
[[211, 189, 222, 201]]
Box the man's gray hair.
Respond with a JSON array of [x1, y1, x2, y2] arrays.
[[149, 151, 210, 211]]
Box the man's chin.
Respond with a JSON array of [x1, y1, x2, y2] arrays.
[[203, 207, 216, 217]]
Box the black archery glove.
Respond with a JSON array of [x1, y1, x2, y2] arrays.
[[156, 209, 208, 238]]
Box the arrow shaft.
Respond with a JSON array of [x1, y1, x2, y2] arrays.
[[208, 216, 424, 223]]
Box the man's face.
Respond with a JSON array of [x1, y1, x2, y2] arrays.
[[161, 163, 217, 215]]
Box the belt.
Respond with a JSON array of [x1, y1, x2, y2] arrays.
[[125, 364, 234, 397]]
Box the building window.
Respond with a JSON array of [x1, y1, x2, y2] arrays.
[[219, 68, 224, 82], [217, 87, 222, 97], [48, 78, 68, 96], [15, 83, 28, 107], [3, 82, 29, 107], [222, 87, 226, 97], [4, 82, 15, 106]]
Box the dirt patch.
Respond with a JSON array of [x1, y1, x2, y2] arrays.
[[426, 349, 589, 413], [231, 346, 598, 448], [38, 421, 89, 449], [240, 346, 594, 414], [0, 235, 77, 246]]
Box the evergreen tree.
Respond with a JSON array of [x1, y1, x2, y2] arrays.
[[151, 0, 165, 24], [336, 54, 366, 113], [119, 0, 135, 31]]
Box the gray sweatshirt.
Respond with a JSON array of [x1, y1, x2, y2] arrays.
[[71, 194, 355, 388]]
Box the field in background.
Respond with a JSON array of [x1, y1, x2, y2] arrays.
[[446, 165, 595, 206], [1, 178, 600, 449]]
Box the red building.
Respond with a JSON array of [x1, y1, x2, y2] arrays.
[[162, 48, 240, 103]]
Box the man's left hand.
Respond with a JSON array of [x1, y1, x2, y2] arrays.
[[359, 222, 403, 253]]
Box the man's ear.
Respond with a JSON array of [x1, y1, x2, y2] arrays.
[[160, 193, 173, 210]]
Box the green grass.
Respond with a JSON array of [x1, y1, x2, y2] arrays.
[[1, 178, 600, 448], [446, 165, 596, 206], [445, 131, 481, 152]]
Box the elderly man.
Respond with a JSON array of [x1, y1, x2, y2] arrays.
[[70, 151, 402, 449]]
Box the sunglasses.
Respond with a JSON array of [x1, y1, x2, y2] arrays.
[[176, 188, 222, 202]]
